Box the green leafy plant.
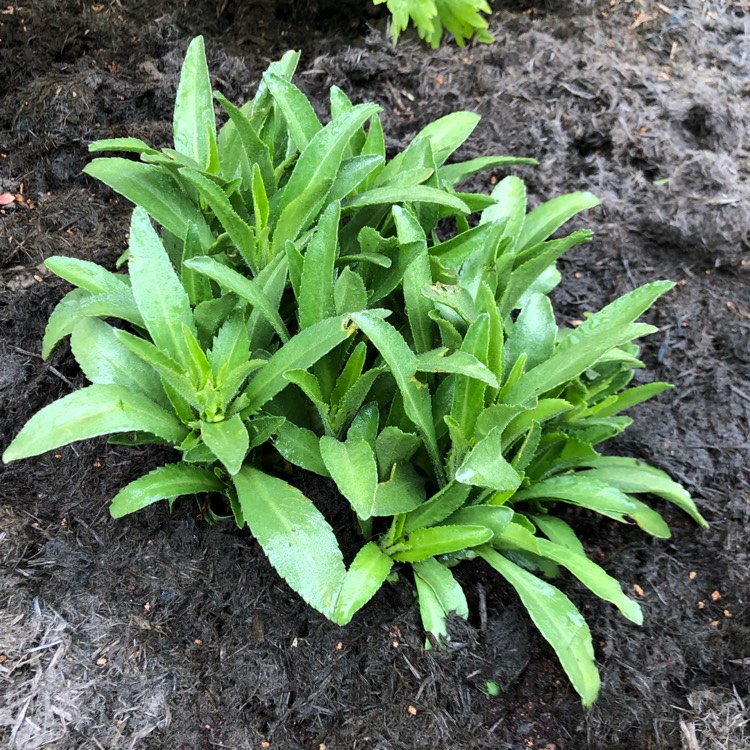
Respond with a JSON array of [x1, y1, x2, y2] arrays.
[[374, 0, 494, 48], [4, 204, 397, 625], [283, 178, 708, 705], [3, 37, 707, 707]]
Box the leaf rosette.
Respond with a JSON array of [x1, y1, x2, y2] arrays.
[[4, 37, 708, 707]]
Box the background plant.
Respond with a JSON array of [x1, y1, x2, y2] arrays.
[[3, 37, 707, 707], [373, 0, 494, 48]]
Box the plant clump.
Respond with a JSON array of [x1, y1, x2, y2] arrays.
[[374, 0, 494, 48], [3, 37, 707, 707]]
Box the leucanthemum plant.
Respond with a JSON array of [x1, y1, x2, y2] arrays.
[[3, 37, 707, 707]]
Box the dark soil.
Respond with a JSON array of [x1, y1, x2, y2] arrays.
[[1, 1, 748, 748]]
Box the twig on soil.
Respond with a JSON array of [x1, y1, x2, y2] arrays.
[[46, 366, 75, 389], [620, 254, 637, 287], [11, 346, 42, 359], [477, 583, 487, 632], [402, 654, 423, 680]]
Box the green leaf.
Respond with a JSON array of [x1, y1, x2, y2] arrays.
[[455, 427, 522, 492], [504, 281, 675, 404], [517, 191, 601, 252], [514, 474, 637, 515], [181, 223, 213, 306], [531, 514, 586, 554], [492, 519, 541, 554], [563, 416, 632, 446], [429, 221, 501, 267], [320, 436, 379, 519], [329, 85, 353, 117], [343, 185, 470, 214], [375, 426, 421, 478], [350, 311, 440, 473], [208, 309, 250, 381], [44, 256, 130, 295], [194, 294, 237, 341], [390, 525, 493, 563], [414, 557, 469, 618], [439, 155, 538, 186], [88, 137, 160, 155], [478, 546, 600, 707], [590, 382, 673, 418], [499, 231, 592, 317], [395, 206, 434, 354], [178, 169, 257, 268], [3, 384, 188, 462], [42, 289, 91, 359], [200, 414, 249, 475], [110, 463, 223, 518], [173, 36, 217, 171], [222, 360, 265, 407], [251, 162, 270, 228], [414, 572, 449, 647], [182, 324, 212, 388], [70, 318, 169, 408], [450, 313, 489, 438], [360, 116, 385, 190], [334, 267, 369, 314], [140, 148, 206, 172], [416, 348, 498, 387], [128, 208, 197, 369], [299, 201, 339, 328], [330, 341, 366, 410], [478, 282, 504, 389], [577, 456, 707, 527], [237, 416, 280, 453], [272, 103, 380, 253], [480, 175, 527, 250], [284, 369, 330, 428], [626, 497, 672, 538], [431, 0, 493, 47], [366, 226, 423, 305], [372, 462, 425, 516], [421, 282, 477, 325], [373, 133, 433, 188], [415, 111, 480, 166], [331, 543, 393, 625], [273, 422, 330, 476], [214, 91, 275, 191], [247, 253, 289, 352], [83, 159, 213, 246], [413, 557, 468, 646], [113, 329, 200, 407], [505, 293, 557, 373], [444, 414, 471, 473], [348, 402, 380, 446], [445, 504, 514, 539], [502, 399, 574, 448], [331, 367, 386, 436], [403, 481, 472, 532], [285, 239, 304, 301], [264, 72, 322, 151], [475, 403, 526, 441], [234, 466, 346, 618], [328, 155, 384, 202], [76, 290, 145, 328], [535, 538, 643, 625], [249, 50, 300, 116], [241, 315, 356, 412], [429, 309, 463, 351], [184, 256, 290, 343]]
